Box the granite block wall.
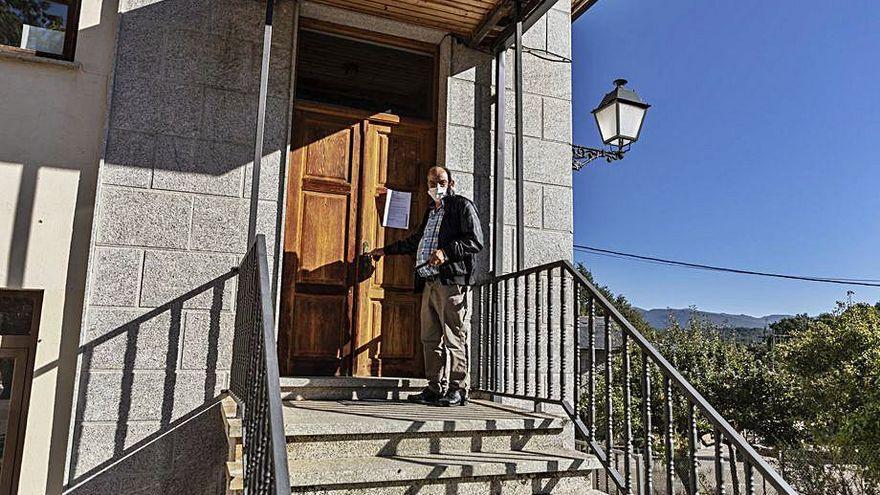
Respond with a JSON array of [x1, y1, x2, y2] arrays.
[[444, 0, 573, 275], [67, 0, 295, 492], [445, 0, 575, 405]]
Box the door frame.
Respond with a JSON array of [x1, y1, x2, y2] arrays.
[[281, 19, 440, 376]]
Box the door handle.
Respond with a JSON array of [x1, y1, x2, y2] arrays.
[[362, 240, 371, 255]]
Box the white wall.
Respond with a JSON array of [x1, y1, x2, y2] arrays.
[[0, 0, 118, 492]]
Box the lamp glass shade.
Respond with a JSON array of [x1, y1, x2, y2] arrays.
[[618, 101, 647, 141], [594, 103, 617, 145]]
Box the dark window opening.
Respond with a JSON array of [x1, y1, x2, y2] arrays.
[[0, 0, 80, 60], [296, 29, 435, 120]]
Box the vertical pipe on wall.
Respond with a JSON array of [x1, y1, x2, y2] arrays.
[[248, 0, 276, 244], [493, 51, 506, 275], [514, 1, 525, 271]]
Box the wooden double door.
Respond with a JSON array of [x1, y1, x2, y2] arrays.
[[279, 102, 434, 377]]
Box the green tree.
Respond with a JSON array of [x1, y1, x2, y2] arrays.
[[778, 303, 880, 483]]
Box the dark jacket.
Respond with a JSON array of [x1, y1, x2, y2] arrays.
[[383, 192, 484, 289]]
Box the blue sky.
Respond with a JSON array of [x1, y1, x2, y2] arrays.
[[571, 0, 880, 316]]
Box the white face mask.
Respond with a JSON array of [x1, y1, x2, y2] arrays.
[[428, 184, 448, 201]]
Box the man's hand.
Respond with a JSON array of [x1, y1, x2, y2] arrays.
[[368, 248, 385, 260], [429, 249, 446, 266]]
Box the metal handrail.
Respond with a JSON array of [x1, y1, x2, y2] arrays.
[[229, 235, 290, 495], [472, 259, 798, 495]]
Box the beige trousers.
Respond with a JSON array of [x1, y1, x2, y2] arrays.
[[420, 280, 470, 394]]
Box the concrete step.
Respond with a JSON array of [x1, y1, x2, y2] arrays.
[[288, 447, 604, 494], [281, 398, 569, 459], [280, 376, 428, 401]]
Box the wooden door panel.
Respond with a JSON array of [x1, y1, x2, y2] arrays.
[[385, 132, 422, 189], [280, 108, 361, 376], [354, 120, 434, 377], [293, 294, 346, 356], [304, 122, 353, 181], [296, 192, 349, 285], [377, 296, 420, 358], [377, 227, 415, 289]]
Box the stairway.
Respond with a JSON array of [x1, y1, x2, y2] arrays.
[[224, 377, 606, 494]]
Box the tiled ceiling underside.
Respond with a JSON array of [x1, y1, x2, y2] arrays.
[[306, 0, 577, 48], [308, 0, 501, 37]]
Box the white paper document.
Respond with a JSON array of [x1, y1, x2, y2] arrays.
[[382, 189, 412, 229]]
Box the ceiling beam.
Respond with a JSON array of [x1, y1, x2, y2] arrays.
[[492, 0, 556, 52], [572, 0, 600, 21], [469, 0, 512, 48]]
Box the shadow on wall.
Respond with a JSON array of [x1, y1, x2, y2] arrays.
[[64, 270, 235, 494], [61, 0, 296, 492]]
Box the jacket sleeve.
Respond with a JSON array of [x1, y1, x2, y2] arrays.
[[444, 200, 484, 262], [383, 210, 428, 256]]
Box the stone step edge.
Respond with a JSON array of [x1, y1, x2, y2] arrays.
[[279, 376, 428, 390], [287, 447, 602, 490], [224, 418, 565, 441]]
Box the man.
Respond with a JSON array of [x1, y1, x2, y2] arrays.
[[369, 166, 484, 406]]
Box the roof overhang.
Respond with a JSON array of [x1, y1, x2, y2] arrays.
[[304, 0, 594, 51], [571, 0, 600, 21]]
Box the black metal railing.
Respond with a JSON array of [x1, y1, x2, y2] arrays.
[[472, 260, 797, 495], [229, 235, 289, 495]]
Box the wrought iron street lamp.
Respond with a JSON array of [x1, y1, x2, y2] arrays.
[[572, 79, 650, 170]]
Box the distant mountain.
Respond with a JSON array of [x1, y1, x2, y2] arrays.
[[636, 308, 792, 330]]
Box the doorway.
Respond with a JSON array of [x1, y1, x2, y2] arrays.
[[278, 24, 438, 377]]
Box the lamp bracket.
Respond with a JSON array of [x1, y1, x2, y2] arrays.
[[572, 144, 629, 170]]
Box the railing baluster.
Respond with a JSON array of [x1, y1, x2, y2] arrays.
[[514, 276, 521, 396], [745, 460, 755, 495], [492, 280, 499, 392], [487, 282, 493, 391], [504, 277, 511, 394], [573, 280, 581, 410], [547, 267, 555, 400], [535, 271, 544, 398], [560, 271, 569, 403], [665, 376, 675, 495], [729, 440, 741, 495], [525, 273, 533, 396], [473, 285, 483, 388], [688, 402, 699, 495], [622, 328, 633, 494], [642, 352, 654, 495], [604, 312, 613, 467], [497, 279, 504, 392], [587, 296, 596, 441], [485, 282, 492, 391], [715, 428, 725, 495]]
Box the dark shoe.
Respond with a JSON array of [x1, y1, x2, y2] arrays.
[[438, 388, 468, 407], [407, 387, 441, 405]]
